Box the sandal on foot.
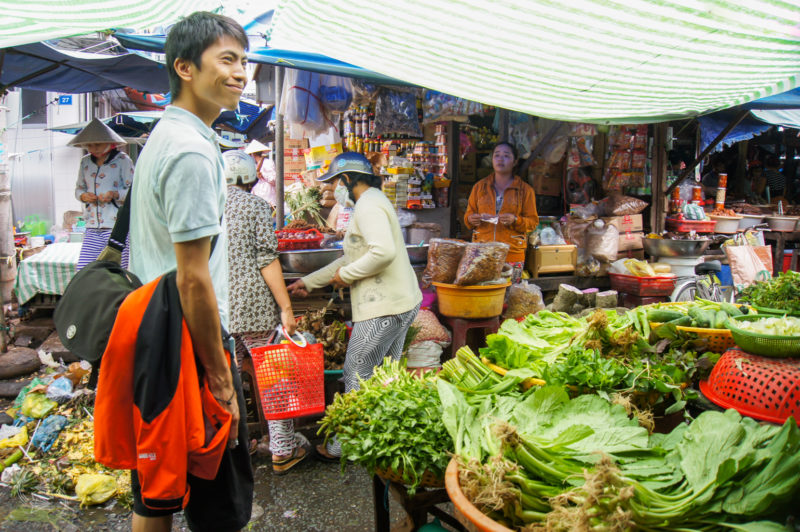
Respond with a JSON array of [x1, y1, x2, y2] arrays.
[[315, 443, 342, 463], [272, 446, 308, 475]]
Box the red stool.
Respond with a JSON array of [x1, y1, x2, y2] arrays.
[[440, 315, 501, 359]]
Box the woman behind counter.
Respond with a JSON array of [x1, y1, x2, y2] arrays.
[[287, 152, 421, 461], [70, 118, 134, 270], [464, 142, 539, 279]]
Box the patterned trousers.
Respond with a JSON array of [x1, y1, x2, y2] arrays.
[[327, 304, 420, 455], [76, 228, 130, 271]]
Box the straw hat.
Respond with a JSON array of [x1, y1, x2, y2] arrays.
[[245, 139, 270, 155], [67, 118, 125, 147]]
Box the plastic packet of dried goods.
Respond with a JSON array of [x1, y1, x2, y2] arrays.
[[453, 242, 509, 286], [503, 281, 545, 320], [373, 88, 422, 138], [585, 220, 619, 263], [421, 238, 467, 287], [600, 194, 648, 216]]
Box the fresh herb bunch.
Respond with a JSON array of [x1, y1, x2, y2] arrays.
[[318, 359, 451, 494], [286, 186, 325, 227], [740, 270, 800, 313]]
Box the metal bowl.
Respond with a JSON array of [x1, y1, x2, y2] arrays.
[[279, 248, 344, 273], [280, 244, 429, 273], [407, 244, 429, 265], [642, 238, 711, 258]]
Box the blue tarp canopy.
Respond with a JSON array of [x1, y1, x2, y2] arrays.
[[0, 41, 169, 93], [48, 111, 161, 136], [699, 90, 800, 152], [113, 32, 407, 85]]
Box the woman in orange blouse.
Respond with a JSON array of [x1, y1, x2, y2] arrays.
[[464, 142, 539, 273]]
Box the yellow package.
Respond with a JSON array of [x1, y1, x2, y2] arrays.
[[0, 426, 28, 449], [75, 474, 117, 507], [21, 392, 57, 419]]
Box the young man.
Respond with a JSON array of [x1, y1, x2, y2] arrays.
[[128, 12, 253, 532]]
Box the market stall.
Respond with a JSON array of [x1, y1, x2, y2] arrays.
[[318, 288, 800, 530], [13, 242, 82, 307]]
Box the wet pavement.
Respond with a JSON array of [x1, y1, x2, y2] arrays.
[[0, 435, 455, 531]]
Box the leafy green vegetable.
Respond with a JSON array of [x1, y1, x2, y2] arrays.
[[318, 359, 450, 493], [735, 316, 800, 336], [740, 270, 800, 313]]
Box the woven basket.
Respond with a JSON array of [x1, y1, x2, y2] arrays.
[[374, 466, 444, 488], [675, 326, 736, 352], [726, 315, 800, 358]]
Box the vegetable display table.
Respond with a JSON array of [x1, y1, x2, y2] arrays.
[[372, 474, 466, 531]]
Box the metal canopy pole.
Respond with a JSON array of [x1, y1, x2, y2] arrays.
[[664, 109, 749, 198], [274, 66, 285, 229], [498, 109, 509, 143]]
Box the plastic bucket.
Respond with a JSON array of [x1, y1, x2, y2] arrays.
[[432, 281, 510, 319]]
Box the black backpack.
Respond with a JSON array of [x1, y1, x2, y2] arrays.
[[54, 197, 141, 362]]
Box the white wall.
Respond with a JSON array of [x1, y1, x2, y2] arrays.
[[6, 90, 85, 231]]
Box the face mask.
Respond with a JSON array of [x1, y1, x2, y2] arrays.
[[334, 181, 354, 207]]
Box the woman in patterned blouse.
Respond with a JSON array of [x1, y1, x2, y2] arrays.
[[223, 150, 310, 474], [70, 118, 134, 270]]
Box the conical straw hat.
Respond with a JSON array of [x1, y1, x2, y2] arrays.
[[67, 118, 126, 147], [245, 139, 270, 154]]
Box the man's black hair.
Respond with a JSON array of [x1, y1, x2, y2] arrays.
[[165, 11, 248, 99]]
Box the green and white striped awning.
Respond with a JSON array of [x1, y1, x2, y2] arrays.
[[269, 0, 800, 124], [0, 0, 220, 49]]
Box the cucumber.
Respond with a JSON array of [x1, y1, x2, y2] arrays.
[[688, 307, 711, 328], [714, 310, 729, 329], [647, 309, 685, 323], [667, 315, 692, 327], [720, 302, 743, 317]]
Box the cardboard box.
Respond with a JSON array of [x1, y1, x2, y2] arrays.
[[617, 248, 645, 261], [603, 214, 643, 233], [304, 142, 343, 170], [617, 231, 644, 252], [533, 174, 562, 197], [525, 244, 577, 278], [284, 135, 309, 151]]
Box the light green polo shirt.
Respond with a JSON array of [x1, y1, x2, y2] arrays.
[[129, 105, 229, 326]]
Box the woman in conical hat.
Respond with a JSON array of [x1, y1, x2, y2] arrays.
[[70, 118, 134, 270]]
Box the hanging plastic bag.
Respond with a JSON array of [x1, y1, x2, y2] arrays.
[[31, 415, 69, 452], [453, 242, 509, 286], [373, 88, 422, 138], [421, 238, 467, 287], [21, 392, 58, 419], [319, 75, 353, 113], [725, 244, 772, 290], [46, 377, 74, 404], [600, 194, 648, 216], [352, 79, 380, 106], [280, 69, 330, 135], [75, 474, 117, 507]]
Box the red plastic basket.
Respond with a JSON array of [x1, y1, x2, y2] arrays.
[[699, 348, 800, 425], [250, 341, 325, 420], [609, 273, 677, 296], [275, 228, 323, 251], [665, 218, 717, 233]]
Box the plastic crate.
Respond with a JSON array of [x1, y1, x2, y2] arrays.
[[275, 228, 323, 251], [665, 217, 717, 233], [609, 273, 677, 297], [251, 342, 325, 420]]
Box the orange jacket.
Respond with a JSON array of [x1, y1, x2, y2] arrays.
[[464, 174, 539, 262], [94, 273, 231, 512]]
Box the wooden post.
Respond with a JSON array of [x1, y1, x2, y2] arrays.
[[447, 121, 461, 238], [274, 66, 285, 229], [498, 109, 509, 143], [0, 96, 16, 352], [652, 123, 668, 233]]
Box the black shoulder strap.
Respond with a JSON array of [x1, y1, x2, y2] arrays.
[[106, 187, 221, 263], [106, 190, 131, 253]]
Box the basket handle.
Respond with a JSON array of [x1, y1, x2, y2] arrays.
[[278, 326, 307, 348]]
